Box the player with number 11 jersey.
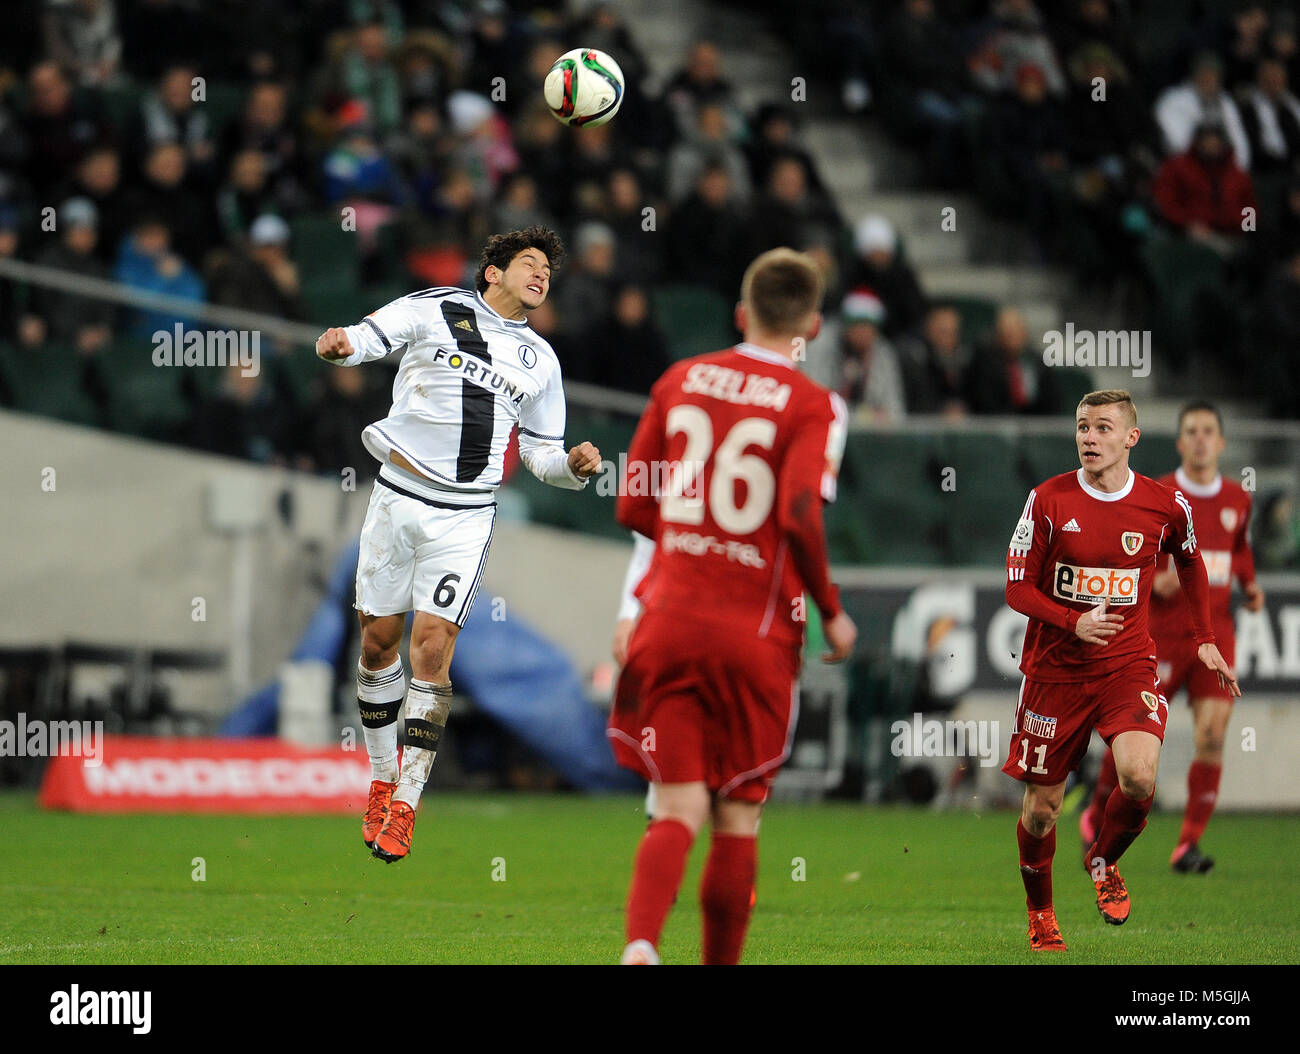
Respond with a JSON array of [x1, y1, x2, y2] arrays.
[[1000, 389, 1237, 954]]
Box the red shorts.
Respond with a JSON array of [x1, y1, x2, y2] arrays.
[[1155, 632, 1236, 705], [607, 610, 801, 804], [1002, 656, 1169, 785]]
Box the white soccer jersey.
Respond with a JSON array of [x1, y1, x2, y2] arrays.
[[333, 285, 586, 504]]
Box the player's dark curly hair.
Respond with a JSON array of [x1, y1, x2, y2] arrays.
[[475, 226, 566, 292]]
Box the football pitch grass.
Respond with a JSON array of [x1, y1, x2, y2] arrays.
[[1, 791, 1296, 965]]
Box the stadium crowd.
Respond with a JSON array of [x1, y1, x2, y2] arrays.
[[0, 0, 1294, 474], [780, 0, 1300, 417], [0, 0, 1094, 471]]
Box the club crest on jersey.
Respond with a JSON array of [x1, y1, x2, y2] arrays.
[[1221, 507, 1238, 532], [1121, 531, 1143, 555], [1140, 691, 1159, 712], [518, 344, 537, 369]]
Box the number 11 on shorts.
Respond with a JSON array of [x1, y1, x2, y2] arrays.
[[1017, 739, 1048, 776]]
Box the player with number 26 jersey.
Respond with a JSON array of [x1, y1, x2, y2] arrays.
[[617, 346, 848, 647], [607, 249, 856, 967]]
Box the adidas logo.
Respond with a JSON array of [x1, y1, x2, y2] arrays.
[[1148, 711, 1162, 725], [1062, 518, 1082, 532], [454, 319, 473, 332]]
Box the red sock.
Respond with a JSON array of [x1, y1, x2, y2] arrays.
[[1178, 760, 1222, 846], [1087, 748, 1119, 828], [700, 833, 756, 965], [1016, 819, 1055, 910], [626, 819, 694, 948], [1090, 787, 1154, 868]]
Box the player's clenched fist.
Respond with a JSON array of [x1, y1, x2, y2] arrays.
[[316, 327, 354, 361], [568, 441, 602, 478]]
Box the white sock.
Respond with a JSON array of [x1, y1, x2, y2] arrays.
[[357, 658, 404, 783], [394, 679, 452, 808]]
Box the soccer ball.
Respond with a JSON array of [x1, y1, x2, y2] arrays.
[[544, 48, 625, 127]]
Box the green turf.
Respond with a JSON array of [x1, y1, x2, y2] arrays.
[[0, 792, 1296, 964]]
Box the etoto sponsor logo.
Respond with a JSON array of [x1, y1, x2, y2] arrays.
[[1052, 564, 1140, 606]]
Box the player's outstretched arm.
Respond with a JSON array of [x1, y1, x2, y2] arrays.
[[319, 299, 427, 366]]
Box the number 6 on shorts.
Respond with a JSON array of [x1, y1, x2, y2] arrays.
[[433, 573, 460, 608]]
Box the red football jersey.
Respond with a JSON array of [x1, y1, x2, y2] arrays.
[[1006, 467, 1215, 682], [1150, 468, 1255, 646], [616, 343, 847, 648]]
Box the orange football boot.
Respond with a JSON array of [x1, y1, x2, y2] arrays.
[[1027, 907, 1067, 952], [1093, 864, 1131, 925], [362, 780, 396, 850], [372, 799, 417, 862]]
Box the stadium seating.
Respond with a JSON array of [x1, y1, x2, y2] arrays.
[[1054, 366, 1097, 410], [1014, 430, 1080, 493], [943, 294, 999, 348], [828, 432, 948, 564], [291, 215, 363, 326], [934, 430, 1021, 565], [0, 341, 102, 429], [651, 284, 736, 361], [100, 344, 188, 440], [1139, 232, 1227, 363]]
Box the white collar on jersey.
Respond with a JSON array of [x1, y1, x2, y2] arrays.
[[1075, 466, 1135, 502], [736, 342, 796, 369], [1175, 465, 1223, 498], [474, 289, 533, 328]]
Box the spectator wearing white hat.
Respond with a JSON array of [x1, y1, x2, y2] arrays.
[[847, 214, 928, 339], [22, 196, 115, 355], [207, 213, 303, 321], [835, 287, 907, 424], [552, 220, 618, 339]]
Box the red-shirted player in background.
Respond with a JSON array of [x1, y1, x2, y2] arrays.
[[1080, 402, 1263, 874], [608, 248, 857, 965], [1003, 390, 1239, 953]]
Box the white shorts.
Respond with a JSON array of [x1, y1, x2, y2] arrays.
[[355, 479, 497, 625]]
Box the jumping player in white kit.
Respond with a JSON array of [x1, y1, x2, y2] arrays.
[[315, 226, 601, 862]]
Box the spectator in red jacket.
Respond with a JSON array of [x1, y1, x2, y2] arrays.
[[1152, 120, 1257, 255]]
